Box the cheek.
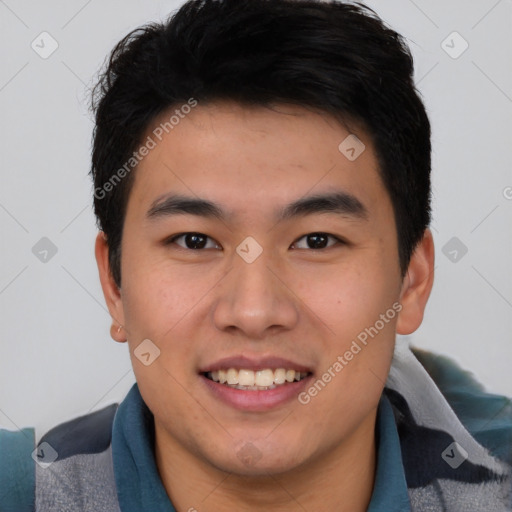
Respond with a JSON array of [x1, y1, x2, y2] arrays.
[[293, 256, 399, 402], [292, 258, 396, 337], [121, 252, 214, 337], [298, 267, 398, 427], [119, 259, 207, 414]]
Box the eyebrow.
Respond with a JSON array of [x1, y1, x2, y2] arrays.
[[279, 192, 368, 221], [146, 191, 368, 222]]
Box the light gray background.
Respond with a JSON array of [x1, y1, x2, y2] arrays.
[[1, 0, 511, 442]]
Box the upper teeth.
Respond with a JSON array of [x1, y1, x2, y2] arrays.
[[207, 368, 309, 389]]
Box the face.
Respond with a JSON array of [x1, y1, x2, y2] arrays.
[[98, 101, 422, 476]]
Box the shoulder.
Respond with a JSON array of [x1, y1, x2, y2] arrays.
[[35, 403, 121, 512], [385, 342, 512, 510], [37, 402, 118, 460], [1, 403, 121, 512], [412, 347, 512, 466], [0, 427, 36, 511]]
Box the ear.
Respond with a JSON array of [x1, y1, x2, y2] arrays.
[[95, 231, 127, 343], [396, 229, 435, 335]]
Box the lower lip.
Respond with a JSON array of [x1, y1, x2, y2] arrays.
[[200, 374, 313, 412]]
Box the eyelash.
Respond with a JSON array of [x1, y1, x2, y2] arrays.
[[165, 232, 345, 251]]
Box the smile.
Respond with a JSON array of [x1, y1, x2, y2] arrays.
[[204, 368, 311, 390]]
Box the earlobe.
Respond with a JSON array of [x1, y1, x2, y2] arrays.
[[110, 323, 127, 343], [396, 229, 435, 335], [94, 232, 127, 343]]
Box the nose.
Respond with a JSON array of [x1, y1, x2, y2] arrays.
[[212, 251, 299, 339]]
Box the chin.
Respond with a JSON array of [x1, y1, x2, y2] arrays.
[[205, 440, 309, 477]]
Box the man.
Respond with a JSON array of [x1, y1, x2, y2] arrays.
[[1, 0, 511, 510]]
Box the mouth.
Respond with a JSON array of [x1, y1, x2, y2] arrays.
[[198, 356, 314, 411], [202, 368, 312, 391]]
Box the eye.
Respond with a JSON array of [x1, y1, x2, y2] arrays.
[[291, 232, 343, 250], [166, 232, 221, 250]]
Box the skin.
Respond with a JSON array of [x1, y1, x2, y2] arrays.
[[96, 101, 434, 512]]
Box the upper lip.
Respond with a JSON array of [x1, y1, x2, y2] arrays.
[[199, 355, 313, 373]]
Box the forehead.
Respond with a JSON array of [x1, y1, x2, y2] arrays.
[[127, 101, 390, 224]]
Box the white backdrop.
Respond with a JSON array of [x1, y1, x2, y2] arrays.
[[1, 0, 511, 442]]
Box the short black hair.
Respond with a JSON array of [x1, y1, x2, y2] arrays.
[[91, 0, 431, 288]]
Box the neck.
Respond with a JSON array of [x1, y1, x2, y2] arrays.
[[154, 408, 377, 512]]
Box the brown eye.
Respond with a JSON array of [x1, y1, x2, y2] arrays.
[[167, 232, 220, 250], [291, 232, 341, 250]]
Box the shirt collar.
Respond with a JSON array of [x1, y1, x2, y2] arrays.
[[112, 384, 410, 511], [112, 383, 176, 512], [367, 392, 411, 511]]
